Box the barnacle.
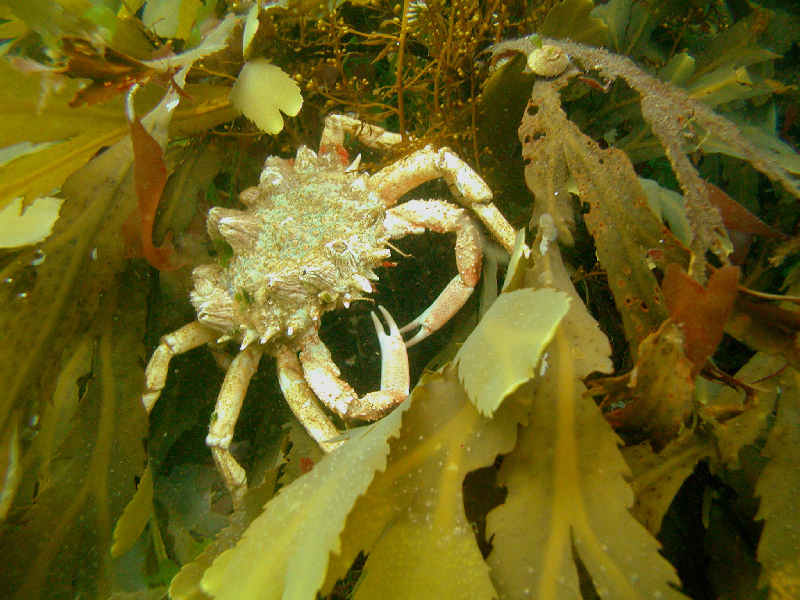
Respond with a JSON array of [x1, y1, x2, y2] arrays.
[[526, 44, 570, 77]]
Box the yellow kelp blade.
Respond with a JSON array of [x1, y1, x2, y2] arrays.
[[0, 416, 20, 523], [111, 464, 154, 559], [0, 276, 149, 599], [199, 400, 409, 600], [755, 367, 800, 596], [0, 74, 186, 598], [0, 196, 63, 247], [0, 58, 130, 211], [456, 287, 570, 417], [323, 367, 522, 599], [487, 329, 686, 600], [485, 230, 684, 598]]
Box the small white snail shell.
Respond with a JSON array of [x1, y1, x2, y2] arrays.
[[527, 45, 570, 77]]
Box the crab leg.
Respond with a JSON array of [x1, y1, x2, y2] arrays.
[[369, 146, 516, 253], [142, 321, 218, 413], [319, 113, 403, 152], [384, 199, 483, 346], [205, 345, 263, 507], [299, 306, 409, 422], [274, 346, 343, 453]]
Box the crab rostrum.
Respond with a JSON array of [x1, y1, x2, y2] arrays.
[[141, 114, 517, 505]]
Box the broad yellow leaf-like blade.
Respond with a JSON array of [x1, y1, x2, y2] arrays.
[[111, 464, 154, 558], [456, 288, 570, 416], [487, 330, 687, 600], [200, 399, 409, 600], [755, 367, 800, 596], [0, 74, 185, 599], [324, 368, 522, 600], [487, 237, 684, 599], [0, 59, 130, 209]]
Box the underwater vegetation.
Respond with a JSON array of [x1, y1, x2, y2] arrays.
[[0, 0, 799, 598]]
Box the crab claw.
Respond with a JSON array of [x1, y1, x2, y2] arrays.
[[401, 274, 475, 347], [346, 305, 410, 420]]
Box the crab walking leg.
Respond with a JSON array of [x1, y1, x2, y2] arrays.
[[205, 345, 263, 507], [384, 199, 483, 346], [299, 306, 410, 422], [142, 321, 218, 413], [369, 146, 516, 253], [297, 332, 356, 418], [274, 346, 343, 453], [319, 113, 403, 152]]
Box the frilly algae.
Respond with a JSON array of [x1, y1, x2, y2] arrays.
[[230, 59, 303, 135]]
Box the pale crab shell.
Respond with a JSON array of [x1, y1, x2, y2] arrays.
[[527, 44, 570, 77]]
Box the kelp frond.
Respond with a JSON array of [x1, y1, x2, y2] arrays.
[[492, 35, 800, 280]]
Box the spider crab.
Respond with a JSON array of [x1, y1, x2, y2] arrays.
[[142, 114, 517, 505]]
